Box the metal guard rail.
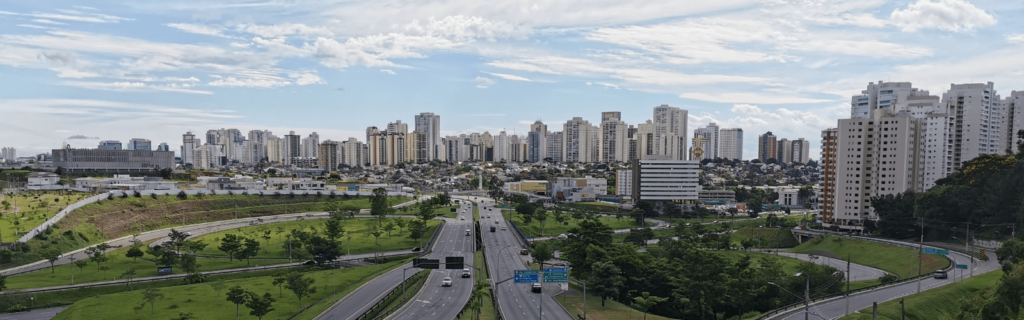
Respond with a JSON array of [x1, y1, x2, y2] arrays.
[[753, 235, 955, 320]]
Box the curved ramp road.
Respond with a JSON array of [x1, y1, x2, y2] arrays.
[[477, 197, 574, 320], [771, 232, 1000, 320], [388, 201, 476, 320], [772, 252, 886, 282]]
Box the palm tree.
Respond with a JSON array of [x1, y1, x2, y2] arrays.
[[470, 280, 492, 320]]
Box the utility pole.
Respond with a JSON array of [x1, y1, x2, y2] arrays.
[[917, 217, 923, 294], [804, 274, 810, 320], [846, 253, 851, 316], [969, 223, 974, 277]]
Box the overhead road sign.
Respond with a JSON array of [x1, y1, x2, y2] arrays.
[[515, 270, 539, 283], [923, 247, 949, 255], [445, 256, 465, 269], [413, 259, 440, 269]]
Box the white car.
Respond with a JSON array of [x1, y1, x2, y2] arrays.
[[442, 277, 453, 287], [460, 216, 465, 220]]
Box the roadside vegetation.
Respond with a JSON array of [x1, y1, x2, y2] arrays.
[[0, 191, 88, 242], [789, 235, 948, 279]]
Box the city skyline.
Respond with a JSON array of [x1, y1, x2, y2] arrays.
[[2, 0, 1023, 160]]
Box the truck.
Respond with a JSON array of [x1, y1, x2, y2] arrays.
[[490, 226, 496, 232]]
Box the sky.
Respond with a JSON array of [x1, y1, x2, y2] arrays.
[[1, 0, 1022, 160]]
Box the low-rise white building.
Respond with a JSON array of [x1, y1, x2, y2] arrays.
[[26, 172, 62, 190], [199, 175, 266, 191], [74, 175, 176, 191], [550, 176, 607, 202]]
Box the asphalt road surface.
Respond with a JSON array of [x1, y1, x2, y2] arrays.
[[388, 201, 476, 320], [477, 197, 574, 320], [772, 233, 1000, 320], [771, 252, 886, 282], [0, 307, 65, 320]]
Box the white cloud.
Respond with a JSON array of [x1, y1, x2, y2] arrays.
[[486, 72, 530, 81], [32, 19, 67, 25], [0, 10, 133, 23], [890, 0, 996, 32], [679, 92, 834, 104], [290, 73, 325, 85], [237, 23, 334, 39], [474, 76, 495, 88], [208, 76, 291, 88], [1008, 34, 1024, 44], [380, 69, 396, 75], [404, 15, 531, 41], [489, 55, 771, 87], [60, 81, 214, 94], [166, 23, 228, 38], [17, 25, 49, 30]]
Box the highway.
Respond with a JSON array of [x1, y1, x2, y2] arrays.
[[771, 232, 1001, 320], [388, 200, 476, 320], [477, 197, 574, 320]]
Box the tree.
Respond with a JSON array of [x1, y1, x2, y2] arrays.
[[323, 218, 345, 243], [305, 235, 342, 266], [272, 274, 287, 298], [219, 234, 243, 262], [74, 260, 88, 274], [142, 287, 165, 314], [394, 218, 408, 234], [286, 273, 317, 307], [245, 292, 276, 320], [747, 197, 763, 217], [126, 245, 145, 262], [382, 221, 396, 237], [239, 237, 261, 265], [226, 285, 250, 319], [0, 275, 6, 292], [211, 280, 228, 301], [120, 268, 137, 291], [417, 202, 435, 222], [633, 291, 669, 320], [99, 265, 110, 278], [85, 243, 110, 271], [370, 187, 390, 223], [42, 248, 61, 273], [589, 261, 624, 307], [179, 254, 201, 283], [533, 241, 556, 270]]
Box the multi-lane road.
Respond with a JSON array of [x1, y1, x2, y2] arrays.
[[388, 200, 476, 320], [477, 197, 574, 320], [772, 232, 1001, 320]]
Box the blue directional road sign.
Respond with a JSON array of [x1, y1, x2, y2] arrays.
[[543, 267, 569, 283], [923, 247, 949, 255], [956, 264, 968, 269], [514, 270, 539, 283]]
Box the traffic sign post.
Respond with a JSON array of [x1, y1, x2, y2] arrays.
[[955, 264, 968, 269], [543, 267, 569, 283]]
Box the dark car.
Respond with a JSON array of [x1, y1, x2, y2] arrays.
[[411, 247, 421, 252], [531, 283, 542, 293], [302, 260, 316, 266], [520, 249, 529, 255], [933, 270, 948, 279]]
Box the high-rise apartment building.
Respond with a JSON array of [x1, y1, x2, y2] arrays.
[[156, 143, 169, 152], [831, 110, 925, 230], [777, 138, 791, 162], [283, 131, 300, 165], [366, 126, 407, 166], [819, 128, 838, 225], [757, 132, 777, 162], [789, 138, 811, 164], [942, 82, 1006, 166], [545, 131, 563, 163], [341, 138, 366, 167], [562, 117, 597, 163], [495, 131, 510, 162], [850, 81, 933, 119], [181, 132, 199, 166], [718, 128, 743, 160], [128, 138, 151, 151], [653, 105, 688, 160], [630, 157, 701, 202], [414, 112, 441, 161], [301, 132, 319, 158], [98, 140, 122, 150], [1006, 91, 1024, 153], [527, 121, 547, 163], [599, 115, 628, 162], [318, 140, 341, 170], [1, 147, 16, 163]]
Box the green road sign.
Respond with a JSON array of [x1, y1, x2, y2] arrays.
[[956, 264, 968, 269], [543, 271, 568, 283], [515, 270, 539, 283]]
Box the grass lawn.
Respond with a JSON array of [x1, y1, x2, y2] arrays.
[[789, 236, 948, 279], [840, 269, 1002, 320], [0, 191, 90, 242], [557, 283, 675, 320], [190, 218, 441, 259], [501, 210, 651, 238], [565, 201, 619, 213], [731, 228, 799, 248], [474, 250, 496, 319], [4, 242, 287, 290], [52, 260, 410, 320]]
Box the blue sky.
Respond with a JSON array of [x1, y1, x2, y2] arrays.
[[1, 0, 1022, 159]]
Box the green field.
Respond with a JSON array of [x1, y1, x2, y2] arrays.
[[3, 242, 286, 290], [501, 210, 650, 238], [731, 228, 799, 248], [565, 201, 619, 213], [790, 236, 948, 279], [191, 218, 440, 259], [841, 269, 1002, 320], [0, 191, 90, 242], [557, 283, 675, 320], [52, 260, 409, 320]]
